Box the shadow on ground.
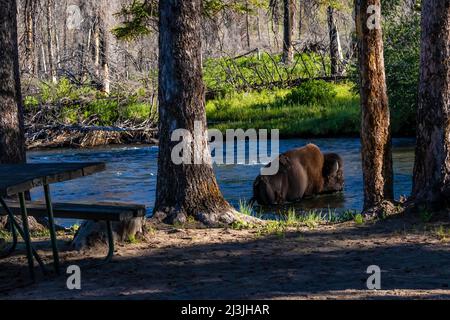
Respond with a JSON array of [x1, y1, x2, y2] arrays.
[[0, 216, 449, 299]]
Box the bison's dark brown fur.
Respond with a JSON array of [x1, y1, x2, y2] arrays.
[[251, 144, 344, 205]]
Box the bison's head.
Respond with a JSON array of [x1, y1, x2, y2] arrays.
[[322, 153, 344, 193]]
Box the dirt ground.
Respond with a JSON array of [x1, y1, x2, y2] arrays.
[[0, 215, 449, 300]]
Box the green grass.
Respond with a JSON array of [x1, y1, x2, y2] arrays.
[[353, 213, 365, 225], [126, 234, 141, 244], [233, 203, 364, 236], [434, 225, 450, 242], [0, 229, 11, 241], [24, 77, 156, 126], [238, 199, 257, 217], [206, 82, 360, 137]]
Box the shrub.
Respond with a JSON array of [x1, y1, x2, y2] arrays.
[[383, 8, 421, 135], [23, 96, 39, 109], [283, 80, 337, 106], [123, 102, 151, 122], [85, 99, 120, 125]]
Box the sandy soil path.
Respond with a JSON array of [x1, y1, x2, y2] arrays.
[[1, 216, 449, 300]]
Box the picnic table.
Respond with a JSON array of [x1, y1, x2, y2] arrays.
[[0, 162, 105, 280]]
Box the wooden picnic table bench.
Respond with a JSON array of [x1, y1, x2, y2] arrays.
[[0, 162, 146, 281], [1, 201, 146, 264]]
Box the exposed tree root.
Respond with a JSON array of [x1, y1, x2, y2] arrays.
[[362, 200, 402, 220], [152, 207, 263, 228]]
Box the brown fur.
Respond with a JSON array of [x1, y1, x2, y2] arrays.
[[251, 144, 344, 205]]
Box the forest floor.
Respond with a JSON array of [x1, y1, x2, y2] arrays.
[[0, 214, 449, 300]]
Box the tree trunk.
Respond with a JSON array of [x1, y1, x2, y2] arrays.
[[412, 0, 450, 209], [355, 0, 394, 214], [327, 6, 343, 76], [256, 8, 262, 42], [154, 0, 241, 226], [23, 0, 37, 76], [245, 0, 251, 48], [0, 0, 26, 166], [282, 0, 294, 64], [46, 0, 57, 83], [0, 0, 38, 229], [298, 0, 302, 38], [94, 18, 101, 78], [98, 2, 110, 94]]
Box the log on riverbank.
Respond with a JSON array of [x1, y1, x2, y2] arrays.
[[26, 124, 159, 149]]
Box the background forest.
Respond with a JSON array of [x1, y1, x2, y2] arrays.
[[17, 0, 420, 148]]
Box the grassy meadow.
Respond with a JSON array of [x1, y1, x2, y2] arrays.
[[206, 82, 360, 137]]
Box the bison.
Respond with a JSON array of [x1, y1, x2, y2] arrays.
[[251, 144, 344, 205]]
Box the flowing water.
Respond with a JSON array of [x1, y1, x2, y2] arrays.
[[28, 138, 415, 226]]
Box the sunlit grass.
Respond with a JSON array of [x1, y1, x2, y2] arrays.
[[206, 83, 360, 137], [434, 225, 450, 242], [232, 201, 363, 236]]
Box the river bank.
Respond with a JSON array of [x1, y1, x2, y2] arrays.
[[25, 138, 416, 218], [1, 214, 449, 299]]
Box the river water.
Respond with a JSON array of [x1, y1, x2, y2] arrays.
[[28, 138, 415, 225]]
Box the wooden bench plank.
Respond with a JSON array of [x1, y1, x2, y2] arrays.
[[0, 163, 106, 197], [0, 201, 146, 222]]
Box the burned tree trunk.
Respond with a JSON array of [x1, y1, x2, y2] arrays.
[[46, 0, 57, 83], [355, 0, 394, 215], [412, 0, 450, 210], [327, 6, 343, 76], [23, 0, 37, 76], [153, 0, 244, 226], [298, 0, 302, 38], [97, 1, 110, 94], [282, 0, 295, 64], [245, 0, 251, 48]]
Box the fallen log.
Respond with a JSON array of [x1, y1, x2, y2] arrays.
[[26, 124, 159, 150]]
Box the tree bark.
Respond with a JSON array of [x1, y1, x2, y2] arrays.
[[355, 0, 394, 214], [412, 0, 450, 209], [23, 0, 37, 76], [98, 1, 110, 94], [0, 0, 29, 228], [94, 18, 101, 78], [245, 0, 251, 48], [46, 0, 57, 83], [0, 0, 26, 166], [298, 0, 302, 38], [154, 0, 241, 226], [282, 0, 295, 64], [327, 6, 343, 76]]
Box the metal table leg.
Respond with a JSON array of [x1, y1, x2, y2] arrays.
[[0, 199, 17, 258], [105, 221, 114, 263], [43, 184, 60, 274], [18, 193, 35, 281], [10, 217, 47, 273], [0, 197, 46, 271]]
